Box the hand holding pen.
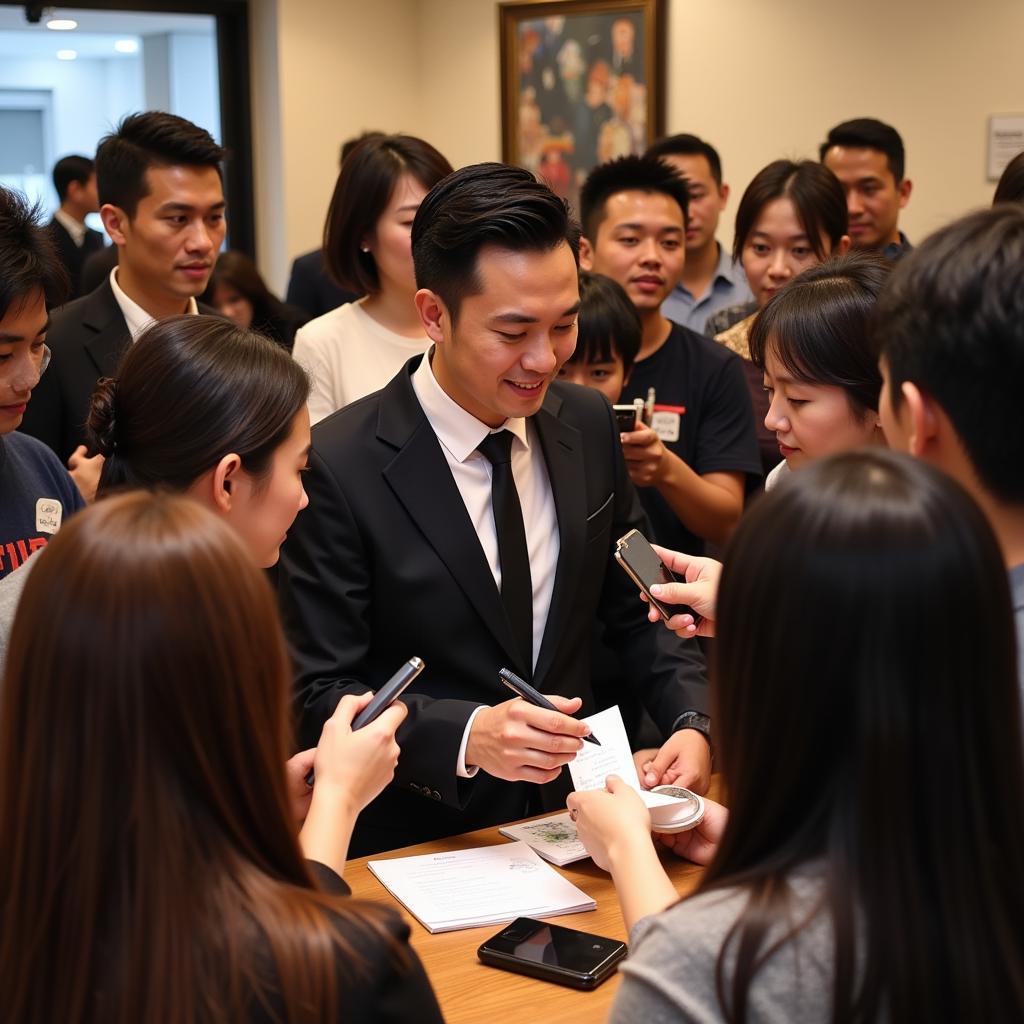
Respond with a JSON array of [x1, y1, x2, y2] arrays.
[[497, 668, 601, 746]]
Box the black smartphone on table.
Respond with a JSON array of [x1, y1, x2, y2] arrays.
[[614, 528, 702, 626], [477, 917, 627, 990]]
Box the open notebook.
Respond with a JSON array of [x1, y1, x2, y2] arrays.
[[368, 841, 595, 933]]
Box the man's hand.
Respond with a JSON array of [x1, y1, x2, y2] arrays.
[[620, 424, 671, 488], [466, 694, 590, 783], [67, 446, 104, 503], [633, 728, 712, 795], [644, 545, 721, 638], [655, 797, 728, 865]]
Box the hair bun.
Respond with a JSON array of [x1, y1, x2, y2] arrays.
[[86, 377, 119, 458]]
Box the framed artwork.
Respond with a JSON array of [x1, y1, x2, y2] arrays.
[[499, 0, 665, 209]]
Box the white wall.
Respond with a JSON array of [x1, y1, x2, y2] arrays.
[[252, 0, 1024, 287]]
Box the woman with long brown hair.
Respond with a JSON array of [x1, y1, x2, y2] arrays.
[[569, 451, 1024, 1022], [0, 491, 443, 1023]]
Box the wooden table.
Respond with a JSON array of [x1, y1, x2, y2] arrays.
[[346, 801, 712, 1023]]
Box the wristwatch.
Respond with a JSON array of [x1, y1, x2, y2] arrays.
[[671, 710, 712, 748]]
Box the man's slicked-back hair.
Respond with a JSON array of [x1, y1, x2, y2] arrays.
[[411, 162, 580, 323], [820, 117, 906, 183], [873, 205, 1024, 505], [0, 186, 68, 321], [96, 111, 226, 217], [644, 133, 723, 186], [52, 155, 95, 203], [579, 154, 690, 240]]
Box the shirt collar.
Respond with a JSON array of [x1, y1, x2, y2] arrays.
[[54, 208, 87, 247], [109, 267, 199, 341], [411, 348, 530, 463]]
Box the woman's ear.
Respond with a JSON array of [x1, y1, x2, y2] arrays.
[[211, 453, 243, 512]]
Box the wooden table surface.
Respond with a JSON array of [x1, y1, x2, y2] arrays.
[[346, 788, 716, 1023]]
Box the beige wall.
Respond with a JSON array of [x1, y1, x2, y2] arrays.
[[253, 0, 1024, 288]]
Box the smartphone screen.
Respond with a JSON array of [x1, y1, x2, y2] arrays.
[[479, 917, 626, 987]]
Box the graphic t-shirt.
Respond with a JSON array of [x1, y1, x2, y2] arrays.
[[620, 321, 761, 555], [0, 431, 84, 580]]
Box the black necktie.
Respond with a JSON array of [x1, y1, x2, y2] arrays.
[[477, 430, 533, 676]]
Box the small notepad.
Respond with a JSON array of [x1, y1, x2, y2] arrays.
[[499, 813, 589, 866], [368, 841, 595, 933]]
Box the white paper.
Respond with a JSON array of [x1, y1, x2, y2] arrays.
[[499, 813, 589, 866], [368, 841, 595, 933], [568, 705, 689, 821]]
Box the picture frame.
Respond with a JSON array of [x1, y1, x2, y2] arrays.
[[499, 0, 666, 209]]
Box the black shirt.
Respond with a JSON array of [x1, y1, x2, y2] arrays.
[[620, 321, 761, 555]]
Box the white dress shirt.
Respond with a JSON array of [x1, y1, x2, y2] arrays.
[[411, 349, 560, 776], [109, 267, 199, 342]]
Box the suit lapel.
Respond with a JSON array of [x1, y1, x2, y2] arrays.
[[532, 391, 587, 685], [80, 281, 131, 379], [379, 364, 523, 670]]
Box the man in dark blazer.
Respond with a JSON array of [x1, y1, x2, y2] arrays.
[[278, 163, 712, 856], [47, 155, 105, 299], [285, 247, 358, 320], [21, 113, 226, 477]]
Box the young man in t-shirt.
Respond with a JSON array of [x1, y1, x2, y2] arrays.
[[579, 156, 760, 555], [0, 187, 85, 661]]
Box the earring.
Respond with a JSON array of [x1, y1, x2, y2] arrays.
[[360, 245, 371, 253]]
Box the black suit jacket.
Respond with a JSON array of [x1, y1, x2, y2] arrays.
[[278, 356, 709, 855], [285, 248, 359, 319], [47, 217, 105, 299], [20, 279, 219, 461]]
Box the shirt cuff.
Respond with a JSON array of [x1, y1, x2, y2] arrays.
[[457, 705, 486, 778]]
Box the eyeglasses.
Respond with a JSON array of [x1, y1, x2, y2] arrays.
[[2, 343, 51, 391]]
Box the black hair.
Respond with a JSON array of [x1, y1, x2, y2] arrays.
[[569, 271, 641, 374], [0, 186, 68, 321], [874, 205, 1024, 504], [993, 150, 1024, 205], [733, 159, 848, 262], [411, 162, 580, 323], [820, 117, 906, 183], [52, 155, 95, 203], [644, 133, 722, 186], [702, 449, 1024, 1022], [748, 253, 891, 417], [339, 130, 385, 165], [96, 111, 226, 217], [324, 134, 452, 295], [579, 154, 690, 240], [87, 315, 309, 494]]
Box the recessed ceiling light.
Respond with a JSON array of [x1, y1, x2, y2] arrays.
[[114, 39, 139, 54], [47, 19, 78, 31], [56, 49, 77, 60]]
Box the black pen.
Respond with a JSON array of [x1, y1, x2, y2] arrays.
[[497, 667, 601, 746]]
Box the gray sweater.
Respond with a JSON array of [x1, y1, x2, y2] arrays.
[[0, 554, 35, 677], [610, 863, 862, 1023]]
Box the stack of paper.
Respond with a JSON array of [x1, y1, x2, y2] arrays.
[[368, 841, 595, 933], [499, 813, 589, 866]]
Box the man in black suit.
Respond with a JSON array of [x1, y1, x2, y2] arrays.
[[278, 163, 712, 855], [21, 113, 226, 494], [47, 155, 104, 299]]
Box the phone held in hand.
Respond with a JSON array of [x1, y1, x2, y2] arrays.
[[613, 397, 646, 432], [614, 529, 702, 627], [477, 917, 627, 990]]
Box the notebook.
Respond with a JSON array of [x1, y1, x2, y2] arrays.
[[499, 813, 589, 866]]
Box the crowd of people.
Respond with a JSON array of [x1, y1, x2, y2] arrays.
[[0, 107, 1022, 1022]]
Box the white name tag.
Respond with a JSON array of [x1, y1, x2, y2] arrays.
[[36, 498, 63, 534], [651, 410, 680, 443]]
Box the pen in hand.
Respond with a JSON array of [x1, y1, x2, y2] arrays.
[[497, 667, 601, 746]]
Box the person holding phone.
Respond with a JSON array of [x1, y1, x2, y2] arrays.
[[0, 492, 442, 1022], [568, 451, 1024, 1022]]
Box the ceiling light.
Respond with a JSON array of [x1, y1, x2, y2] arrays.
[[114, 39, 139, 54], [56, 49, 77, 60], [47, 18, 78, 31]]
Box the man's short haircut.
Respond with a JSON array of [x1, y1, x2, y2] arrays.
[[411, 162, 581, 323], [820, 117, 906, 183], [873, 205, 1024, 504], [580, 155, 690, 241], [993, 150, 1024, 206], [325, 134, 452, 295], [0, 186, 68, 321], [644, 133, 722, 186], [95, 111, 226, 217], [570, 270, 642, 375], [733, 159, 848, 262], [52, 155, 95, 203]]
